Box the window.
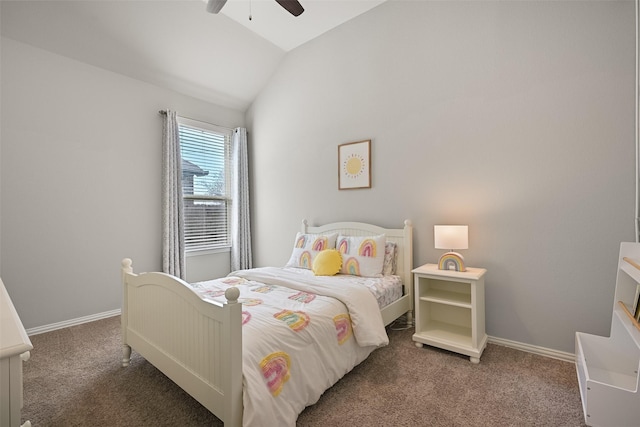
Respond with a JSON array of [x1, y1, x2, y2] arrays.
[[178, 117, 232, 252]]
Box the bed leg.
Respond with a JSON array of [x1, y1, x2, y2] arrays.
[[406, 310, 414, 326], [122, 344, 131, 367]]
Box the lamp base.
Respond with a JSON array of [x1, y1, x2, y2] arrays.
[[438, 252, 466, 272]]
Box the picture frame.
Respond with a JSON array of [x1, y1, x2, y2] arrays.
[[338, 140, 371, 190]]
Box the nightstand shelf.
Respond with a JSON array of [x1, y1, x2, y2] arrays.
[[414, 321, 472, 346], [418, 288, 471, 307], [412, 264, 487, 363]]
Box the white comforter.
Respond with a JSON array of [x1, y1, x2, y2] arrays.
[[191, 266, 389, 427]]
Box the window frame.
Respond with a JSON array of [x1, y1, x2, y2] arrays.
[[177, 116, 233, 254]]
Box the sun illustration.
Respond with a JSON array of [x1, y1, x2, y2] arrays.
[[343, 154, 365, 179]]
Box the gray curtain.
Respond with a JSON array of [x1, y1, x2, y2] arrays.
[[161, 110, 185, 279], [231, 127, 252, 271]]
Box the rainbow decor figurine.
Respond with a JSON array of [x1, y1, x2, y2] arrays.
[[438, 252, 466, 272], [434, 225, 469, 272]]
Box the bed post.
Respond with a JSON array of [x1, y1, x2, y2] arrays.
[[223, 287, 243, 427], [403, 220, 414, 325], [121, 258, 132, 367]]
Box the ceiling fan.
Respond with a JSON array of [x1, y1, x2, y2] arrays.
[[206, 0, 304, 17]]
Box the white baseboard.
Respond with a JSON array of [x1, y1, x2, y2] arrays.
[[26, 309, 121, 336], [25, 310, 576, 362], [488, 335, 575, 363]]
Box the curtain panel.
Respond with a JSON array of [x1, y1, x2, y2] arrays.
[[161, 110, 186, 279], [231, 127, 252, 271]]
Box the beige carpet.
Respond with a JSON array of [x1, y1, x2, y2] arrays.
[[21, 316, 586, 426]]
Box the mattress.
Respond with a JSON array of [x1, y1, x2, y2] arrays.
[[280, 267, 403, 309]]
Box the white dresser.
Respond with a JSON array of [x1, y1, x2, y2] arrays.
[[0, 278, 33, 427], [575, 242, 640, 426]]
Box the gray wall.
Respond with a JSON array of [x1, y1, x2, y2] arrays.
[[246, 1, 636, 353], [1, 37, 243, 329], [0, 1, 636, 355]]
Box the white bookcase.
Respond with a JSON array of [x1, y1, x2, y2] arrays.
[[575, 242, 640, 427], [412, 264, 487, 363]]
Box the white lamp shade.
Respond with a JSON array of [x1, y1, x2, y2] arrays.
[[434, 225, 468, 250]]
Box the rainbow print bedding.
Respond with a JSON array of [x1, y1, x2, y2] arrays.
[[190, 266, 391, 427]]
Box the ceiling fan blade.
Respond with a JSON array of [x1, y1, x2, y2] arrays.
[[275, 0, 304, 17], [206, 0, 227, 14]]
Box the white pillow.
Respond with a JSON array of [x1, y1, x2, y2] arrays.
[[337, 234, 386, 277], [285, 233, 338, 269]]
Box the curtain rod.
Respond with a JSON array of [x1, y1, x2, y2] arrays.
[[158, 110, 235, 132]]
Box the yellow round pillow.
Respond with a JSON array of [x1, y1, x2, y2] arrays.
[[312, 249, 343, 276]]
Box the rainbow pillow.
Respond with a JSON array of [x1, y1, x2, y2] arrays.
[[337, 234, 386, 277], [285, 232, 338, 270], [312, 249, 343, 276]]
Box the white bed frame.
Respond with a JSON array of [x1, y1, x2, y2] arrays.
[[121, 220, 413, 427]]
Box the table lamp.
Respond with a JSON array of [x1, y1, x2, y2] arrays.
[[434, 225, 468, 272]]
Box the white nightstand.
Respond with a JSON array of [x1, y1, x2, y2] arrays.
[[412, 263, 487, 363]]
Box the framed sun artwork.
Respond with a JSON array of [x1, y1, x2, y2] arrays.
[[338, 140, 371, 190]]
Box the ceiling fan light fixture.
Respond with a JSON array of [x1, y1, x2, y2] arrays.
[[206, 0, 227, 14]]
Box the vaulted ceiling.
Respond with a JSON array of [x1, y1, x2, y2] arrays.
[[1, 0, 385, 111]]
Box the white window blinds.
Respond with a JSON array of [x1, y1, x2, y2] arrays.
[[178, 118, 232, 251]]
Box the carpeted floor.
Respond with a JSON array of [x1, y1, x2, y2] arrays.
[[21, 316, 586, 426]]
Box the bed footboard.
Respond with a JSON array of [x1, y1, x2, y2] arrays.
[[121, 259, 242, 427]]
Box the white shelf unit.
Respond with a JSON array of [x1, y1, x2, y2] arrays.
[[575, 242, 640, 427], [412, 264, 487, 363]]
